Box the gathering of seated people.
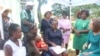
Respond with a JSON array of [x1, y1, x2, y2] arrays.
[[0, 2, 100, 56]]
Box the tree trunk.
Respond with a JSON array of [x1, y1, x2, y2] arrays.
[[37, 0, 42, 23]]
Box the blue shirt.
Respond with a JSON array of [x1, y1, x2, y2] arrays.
[[87, 31, 100, 54], [40, 19, 53, 34], [44, 29, 63, 46]]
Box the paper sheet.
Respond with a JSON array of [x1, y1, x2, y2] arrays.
[[50, 46, 66, 54]]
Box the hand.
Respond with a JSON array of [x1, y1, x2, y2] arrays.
[[82, 52, 93, 56], [61, 43, 64, 48], [75, 30, 80, 36], [82, 52, 90, 56], [83, 43, 88, 50], [60, 27, 64, 30], [63, 29, 67, 33], [42, 48, 48, 51], [28, 23, 34, 27], [89, 52, 93, 54], [52, 43, 57, 47]]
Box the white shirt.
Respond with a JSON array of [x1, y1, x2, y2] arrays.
[[4, 39, 26, 56]]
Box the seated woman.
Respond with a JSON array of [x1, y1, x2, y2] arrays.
[[80, 18, 100, 56], [44, 20, 68, 56], [23, 25, 49, 56], [23, 25, 40, 56]]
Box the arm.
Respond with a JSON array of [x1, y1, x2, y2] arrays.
[[31, 40, 40, 54], [20, 10, 32, 26], [86, 32, 91, 45], [72, 19, 79, 34], [73, 27, 80, 35], [4, 45, 12, 56], [44, 30, 56, 46], [66, 20, 72, 30], [60, 30, 64, 47], [38, 48, 48, 51], [79, 29, 89, 34], [92, 38, 100, 54], [64, 21, 72, 33]]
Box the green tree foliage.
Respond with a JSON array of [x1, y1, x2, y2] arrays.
[[72, 4, 100, 18], [52, 3, 70, 16], [52, 3, 100, 19]]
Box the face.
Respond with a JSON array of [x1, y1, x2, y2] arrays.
[[89, 20, 93, 30], [45, 13, 52, 19], [27, 5, 33, 10], [2, 12, 9, 17], [31, 27, 37, 34], [51, 21, 58, 29], [13, 27, 22, 39], [62, 15, 67, 19], [35, 36, 41, 42], [81, 12, 87, 19]]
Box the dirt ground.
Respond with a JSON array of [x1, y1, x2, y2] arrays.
[[68, 51, 76, 56]]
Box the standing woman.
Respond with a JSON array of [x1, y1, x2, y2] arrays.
[[58, 11, 71, 49], [40, 11, 53, 37], [80, 18, 100, 56], [4, 23, 26, 56], [73, 10, 90, 55], [1, 8, 12, 40]]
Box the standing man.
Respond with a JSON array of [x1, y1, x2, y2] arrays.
[[20, 1, 34, 36]]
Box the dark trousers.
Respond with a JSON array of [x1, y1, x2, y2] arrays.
[[41, 51, 52, 56]]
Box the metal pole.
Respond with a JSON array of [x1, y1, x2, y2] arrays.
[[0, 13, 4, 39], [69, 0, 71, 20]]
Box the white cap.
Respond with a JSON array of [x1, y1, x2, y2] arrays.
[[26, 1, 34, 6]]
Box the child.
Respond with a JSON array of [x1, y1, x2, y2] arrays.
[[35, 36, 48, 51], [35, 36, 50, 56]]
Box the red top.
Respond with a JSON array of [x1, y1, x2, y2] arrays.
[[36, 40, 48, 48]]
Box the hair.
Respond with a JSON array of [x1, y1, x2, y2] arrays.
[[9, 23, 19, 36], [80, 10, 89, 17], [29, 24, 36, 31], [44, 11, 52, 17], [51, 20, 58, 25], [92, 18, 100, 33], [35, 36, 41, 41], [77, 11, 81, 18], [3, 9, 12, 13], [62, 11, 69, 16]]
